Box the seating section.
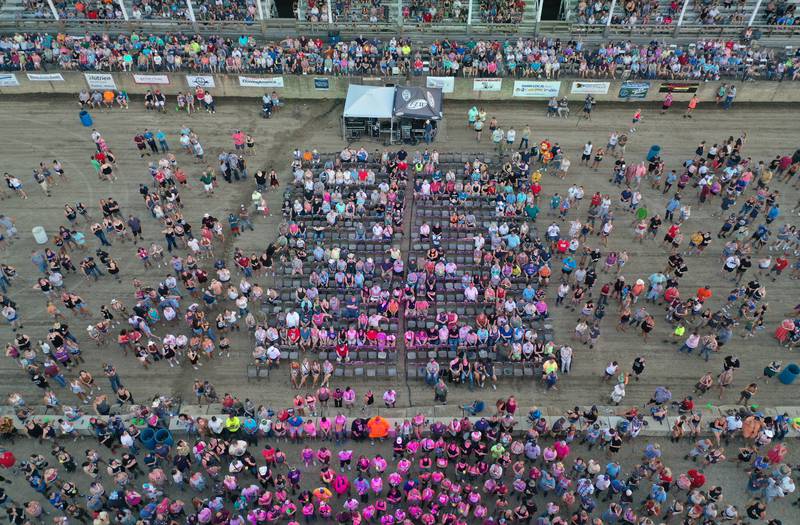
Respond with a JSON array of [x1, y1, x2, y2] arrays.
[[402, 0, 469, 22], [762, 0, 798, 24], [192, 0, 258, 21], [53, 0, 127, 19], [402, 0, 524, 22], [405, 153, 557, 384], [332, 0, 389, 22], [129, 0, 190, 18], [250, 151, 407, 379]]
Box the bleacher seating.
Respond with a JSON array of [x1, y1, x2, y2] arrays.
[[130, 0, 189, 19], [250, 152, 408, 379], [405, 153, 558, 385]]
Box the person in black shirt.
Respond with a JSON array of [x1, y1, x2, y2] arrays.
[[724, 355, 741, 371], [631, 357, 646, 380]]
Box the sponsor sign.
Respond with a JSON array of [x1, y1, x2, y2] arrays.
[[186, 75, 215, 88], [133, 74, 170, 84], [618, 81, 650, 99], [313, 78, 329, 90], [512, 80, 561, 98], [84, 72, 116, 90], [27, 73, 65, 82], [473, 78, 502, 92], [426, 76, 454, 94], [238, 76, 284, 88], [570, 81, 610, 95], [658, 82, 699, 94], [0, 73, 19, 86]]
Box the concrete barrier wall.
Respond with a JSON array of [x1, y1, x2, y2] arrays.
[[1, 71, 798, 103]]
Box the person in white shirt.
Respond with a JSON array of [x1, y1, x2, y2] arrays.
[[464, 284, 478, 302], [581, 142, 593, 165], [505, 127, 516, 145], [209, 416, 224, 435]]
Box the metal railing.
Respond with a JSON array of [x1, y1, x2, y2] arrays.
[[0, 15, 798, 42]]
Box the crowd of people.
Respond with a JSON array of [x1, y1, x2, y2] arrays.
[[1, 390, 798, 525], [0, 32, 798, 81], [1, 21, 800, 523]]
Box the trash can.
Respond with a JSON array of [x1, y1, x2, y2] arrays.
[[778, 363, 800, 385], [646, 145, 661, 162], [79, 110, 93, 127], [139, 427, 156, 450], [32, 226, 48, 244], [154, 428, 174, 447]]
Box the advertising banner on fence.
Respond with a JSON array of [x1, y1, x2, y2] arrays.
[[84, 72, 116, 90], [238, 76, 284, 88], [658, 82, 699, 94], [0, 73, 19, 86], [186, 75, 215, 88], [618, 81, 650, 99], [314, 78, 329, 90], [27, 73, 65, 82], [473, 78, 502, 92], [512, 80, 561, 98], [133, 74, 170, 84], [570, 81, 610, 95], [426, 76, 455, 94]]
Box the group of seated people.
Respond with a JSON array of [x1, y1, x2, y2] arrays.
[[52, 0, 126, 19], [763, 0, 797, 24], [22, 0, 256, 19], [403, 0, 525, 22], [193, 0, 259, 21], [0, 32, 797, 83], [332, 0, 388, 22], [253, 149, 411, 369], [14, 0, 800, 24], [403, 0, 470, 22]]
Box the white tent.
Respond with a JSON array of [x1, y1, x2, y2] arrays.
[[342, 85, 395, 118]]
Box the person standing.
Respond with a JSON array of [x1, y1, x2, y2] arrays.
[[684, 95, 698, 118], [583, 95, 595, 120], [723, 86, 736, 110], [505, 127, 516, 150], [434, 378, 448, 404], [473, 118, 483, 142], [661, 92, 673, 115], [519, 125, 530, 149], [492, 127, 504, 156]]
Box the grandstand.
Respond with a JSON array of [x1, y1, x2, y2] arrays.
[[0, 0, 797, 45]]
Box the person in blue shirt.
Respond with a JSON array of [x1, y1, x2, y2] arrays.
[[766, 204, 780, 224], [155, 130, 168, 152], [665, 194, 681, 222]]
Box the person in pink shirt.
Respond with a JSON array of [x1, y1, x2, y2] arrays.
[[232, 130, 246, 151], [342, 387, 356, 410]]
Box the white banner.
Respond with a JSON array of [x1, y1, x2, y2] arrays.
[[0, 73, 19, 87], [186, 75, 215, 88], [512, 81, 562, 98], [84, 72, 116, 90], [473, 78, 502, 92], [238, 76, 284, 88], [27, 73, 64, 82], [133, 74, 170, 85], [570, 81, 610, 95], [426, 76, 454, 94]]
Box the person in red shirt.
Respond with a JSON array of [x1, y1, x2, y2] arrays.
[[770, 257, 789, 280], [687, 469, 706, 489], [663, 286, 680, 304], [661, 224, 680, 247], [696, 285, 712, 303]]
